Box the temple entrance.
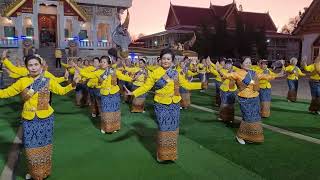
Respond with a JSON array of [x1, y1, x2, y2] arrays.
[[38, 14, 57, 47], [312, 35, 320, 60]]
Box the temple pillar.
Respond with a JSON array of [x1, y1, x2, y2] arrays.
[[92, 6, 98, 50], [302, 34, 319, 64], [33, 0, 39, 49], [15, 15, 23, 44], [73, 17, 80, 37], [58, 1, 65, 48]]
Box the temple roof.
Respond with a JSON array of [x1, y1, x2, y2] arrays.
[[166, 5, 216, 28], [166, 2, 277, 32], [75, 0, 132, 8], [210, 3, 234, 17], [238, 12, 277, 32], [292, 0, 320, 35]]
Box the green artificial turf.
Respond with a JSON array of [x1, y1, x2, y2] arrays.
[[0, 97, 22, 173], [191, 90, 320, 139], [14, 95, 261, 180], [0, 93, 319, 180]]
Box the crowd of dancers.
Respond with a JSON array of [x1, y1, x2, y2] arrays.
[[0, 48, 319, 180]]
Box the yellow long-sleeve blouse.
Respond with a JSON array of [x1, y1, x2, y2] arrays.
[[133, 67, 202, 105], [208, 65, 222, 82], [197, 63, 209, 74], [219, 69, 237, 92], [55, 49, 62, 58], [78, 66, 98, 88], [284, 65, 305, 80], [125, 67, 150, 87], [221, 69, 275, 98], [79, 68, 132, 95], [304, 64, 320, 80], [176, 67, 198, 79], [3, 58, 66, 83], [0, 76, 75, 120], [147, 65, 159, 72], [254, 67, 277, 89], [62, 63, 75, 75], [6, 69, 22, 79]]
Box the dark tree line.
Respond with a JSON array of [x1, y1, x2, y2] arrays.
[[192, 14, 268, 61]]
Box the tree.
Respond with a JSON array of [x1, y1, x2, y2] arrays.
[[235, 13, 252, 58], [280, 10, 304, 34], [192, 12, 268, 59], [192, 24, 214, 58], [255, 28, 268, 59], [213, 19, 229, 57], [280, 24, 291, 34], [137, 33, 145, 39]]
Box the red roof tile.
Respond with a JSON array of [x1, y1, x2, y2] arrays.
[[166, 3, 277, 32], [239, 12, 277, 32], [170, 5, 215, 27], [211, 4, 233, 17]]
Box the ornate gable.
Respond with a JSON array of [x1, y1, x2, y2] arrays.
[[165, 6, 179, 30], [1, 0, 89, 21], [293, 0, 320, 35], [314, 35, 320, 46]]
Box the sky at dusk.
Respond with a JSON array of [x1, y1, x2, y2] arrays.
[[128, 0, 313, 36]]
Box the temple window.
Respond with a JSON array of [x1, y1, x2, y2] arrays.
[[65, 19, 73, 38], [0, 17, 15, 37], [97, 23, 111, 42], [80, 22, 91, 40], [313, 47, 319, 60], [23, 17, 34, 37]]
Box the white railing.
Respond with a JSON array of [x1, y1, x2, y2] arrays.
[[66, 40, 113, 49], [0, 39, 19, 48], [97, 41, 113, 49], [79, 40, 95, 48]]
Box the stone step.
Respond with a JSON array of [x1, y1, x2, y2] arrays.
[[38, 47, 68, 77]]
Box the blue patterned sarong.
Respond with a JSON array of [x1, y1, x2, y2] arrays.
[[309, 81, 320, 97], [238, 96, 261, 122], [154, 103, 180, 131], [215, 81, 222, 95], [287, 80, 298, 91], [259, 88, 272, 102], [199, 73, 207, 82], [179, 87, 189, 94], [22, 115, 54, 149], [220, 91, 236, 104], [0, 71, 4, 89], [101, 93, 120, 112], [88, 88, 101, 98]]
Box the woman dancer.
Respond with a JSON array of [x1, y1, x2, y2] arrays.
[[0, 54, 78, 180], [126, 49, 206, 162]]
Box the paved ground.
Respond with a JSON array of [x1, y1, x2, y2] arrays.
[[271, 77, 311, 100]]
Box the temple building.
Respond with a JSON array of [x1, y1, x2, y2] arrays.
[[293, 0, 320, 64], [0, 0, 132, 57], [136, 2, 301, 61]]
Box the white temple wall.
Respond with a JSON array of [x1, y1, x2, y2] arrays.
[[301, 33, 319, 64]]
